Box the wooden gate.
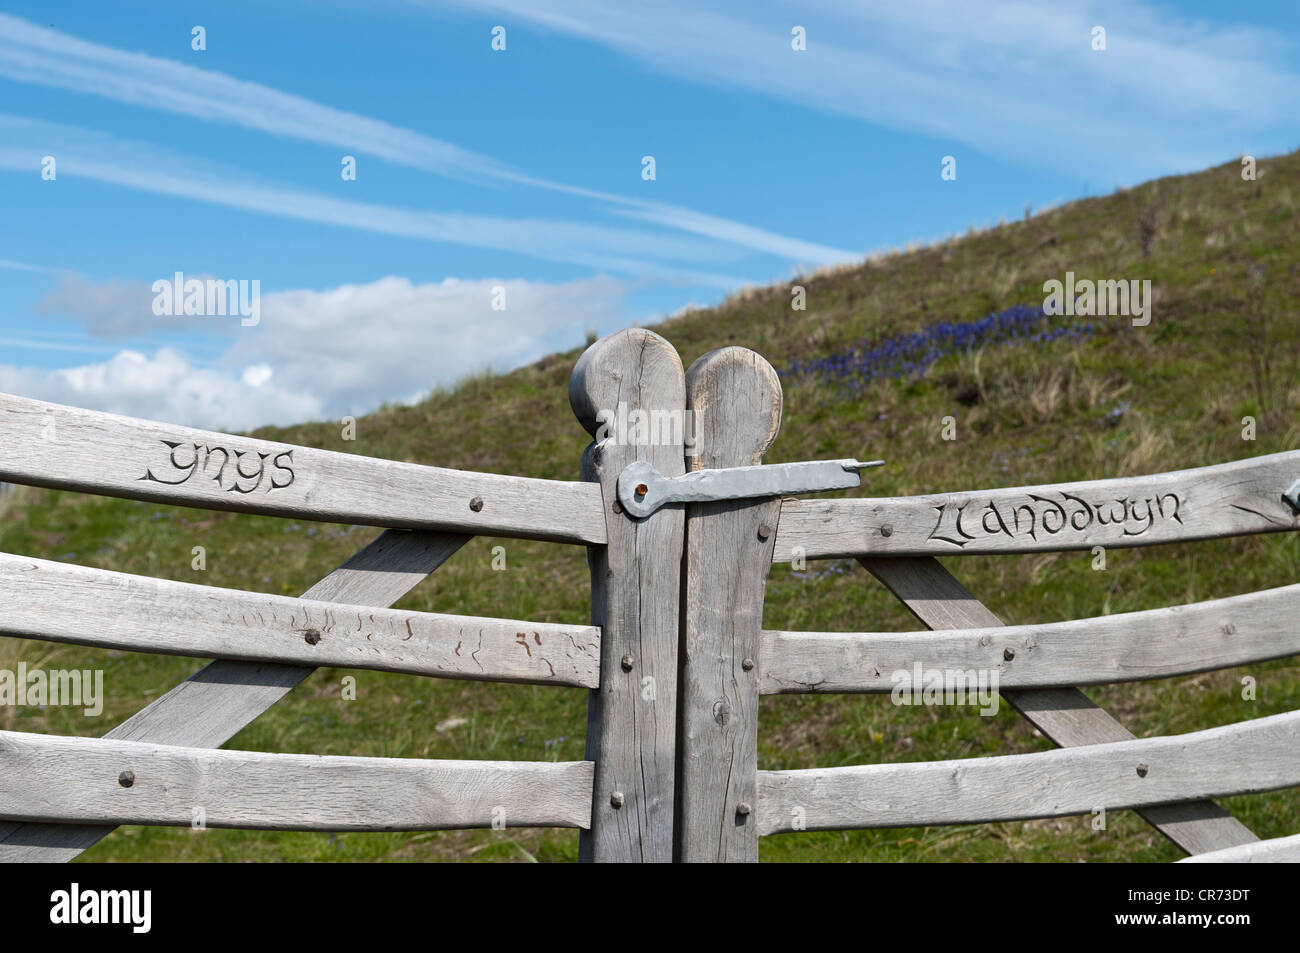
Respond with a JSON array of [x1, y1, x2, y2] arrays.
[[1, 327, 1297, 862]]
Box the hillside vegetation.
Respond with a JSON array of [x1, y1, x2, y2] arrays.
[[2, 151, 1298, 862]]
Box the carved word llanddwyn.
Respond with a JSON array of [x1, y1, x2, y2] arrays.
[[926, 491, 1183, 547]]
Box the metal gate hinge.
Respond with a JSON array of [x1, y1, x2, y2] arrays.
[[616, 458, 884, 518]]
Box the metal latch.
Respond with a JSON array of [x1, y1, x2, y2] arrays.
[[616, 458, 884, 518]]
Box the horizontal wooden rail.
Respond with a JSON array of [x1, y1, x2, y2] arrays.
[[756, 710, 1300, 834], [0, 731, 594, 830], [0, 393, 606, 545], [0, 529, 470, 861], [0, 552, 600, 689], [861, 555, 1257, 855], [773, 450, 1300, 560], [1178, 832, 1300, 863], [760, 583, 1300, 693]]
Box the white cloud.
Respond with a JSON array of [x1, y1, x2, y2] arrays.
[[0, 13, 854, 264], [429, 0, 1300, 180], [0, 348, 322, 432], [1, 273, 628, 431], [34, 272, 161, 339], [223, 274, 626, 415], [241, 364, 273, 388]]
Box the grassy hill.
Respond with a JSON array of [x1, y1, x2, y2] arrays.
[[3, 151, 1298, 862]]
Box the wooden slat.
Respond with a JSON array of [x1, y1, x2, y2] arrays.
[[761, 583, 1300, 694], [0, 392, 606, 545], [0, 730, 593, 830], [676, 348, 782, 863], [0, 528, 469, 861], [0, 551, 599, 689], [757, 710, 1300, 834], [1178, 832, 1300, 863], [860, 557, 1258, 855], [774, 451, 1300, 561], [570, 329, 685, 862]]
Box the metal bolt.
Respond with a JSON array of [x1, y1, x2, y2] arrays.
[[742, 657, 755, 671], [304, 628, 321, 646], [612, 500, 623, 515], [880, 524, 894, 537], [736, 802, 752, 817], [610, 791, 625, 809], [118, 770, 135, 788], [634, 483, 649, 497], [757, 524, 772, 541], [1284, 479, 1300, 514], [469, 496, 484, 512], [621, 654, 635, 672], [1136, 763, 1149, 778], [1003, 647, 1015, 661]]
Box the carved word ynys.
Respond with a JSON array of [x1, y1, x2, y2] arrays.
[[141, 440, 294, 494]]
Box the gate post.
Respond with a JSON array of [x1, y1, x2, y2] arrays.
[[675, 347, 783, 862], [570, 329, 686, 862]]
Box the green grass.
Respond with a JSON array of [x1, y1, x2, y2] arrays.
[[3, 151, 1298, 861]]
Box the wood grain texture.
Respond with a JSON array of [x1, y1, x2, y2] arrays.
[[757, 710, 1300, 834], [0, 551, 600, 689], [0, 528, 468, 861], [860, 556, 1258, 855], [760, 583, 1300, 693], [773, 451, 1300, 561], [570, 329, 685, 862], [676, 348, 782, 863], [0, 731, 593, 830], [0, 392, 605, 545], [1178, 832, 1300, 863]]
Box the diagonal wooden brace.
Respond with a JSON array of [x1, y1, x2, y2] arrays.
[[859, 555, 1258, 856], [0, 529, 468, 862]]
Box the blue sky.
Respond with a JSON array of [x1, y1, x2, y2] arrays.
[[2, 0, 1298, 430]]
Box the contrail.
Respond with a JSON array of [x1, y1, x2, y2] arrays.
[[0, 114, 748, 287], [0, 13, 858, 265]]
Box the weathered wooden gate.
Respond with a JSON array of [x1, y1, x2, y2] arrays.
[[1, 327, 1297, 862]]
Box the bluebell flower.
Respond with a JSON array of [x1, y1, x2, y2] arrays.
[[784, 304, 1095, 395]]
